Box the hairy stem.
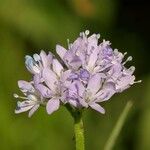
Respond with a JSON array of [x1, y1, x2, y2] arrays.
[[74, 111, 85, 150], [65, 104, 85, 150]]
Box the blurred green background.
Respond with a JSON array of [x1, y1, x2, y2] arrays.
[[0, 0, 149, 149]]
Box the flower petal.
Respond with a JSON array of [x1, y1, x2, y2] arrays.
[[35, 84, 52, 98], [52, 59, 64, 76], [42, 68, 58, 91], [94, 82, 116, 102], [25, 55, 40, 74], [28, 104, 40, 117], [15, 101, 34, 114], [87, 73, 105, 96], [46, 98, 60, 115], [88, 34, 98, 47], [56, 44, 67, 59], [116, 75, 135, 92], [40, 50, 53, 67], [18, 80, 35, 93], [64, 51, 82, 70], [74, 81, 88, 107], [87, 49, 98, 71], [89, 103, 105, 114]]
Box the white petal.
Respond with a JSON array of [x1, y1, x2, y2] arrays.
[[28, 104, 40, 117], [89, 103, 105, 114], [15, 104, 34, 114], [52, 59, 64, 76], [25, 55, 40, 74], [56, 45, 67, 59], [46, 98, 60, 115]]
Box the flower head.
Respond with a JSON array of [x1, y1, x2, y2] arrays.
[[56, 30, 141, 113], [14, 31, 141, 117]]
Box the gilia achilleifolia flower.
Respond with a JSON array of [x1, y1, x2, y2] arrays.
[[14, 31, 141, 117]]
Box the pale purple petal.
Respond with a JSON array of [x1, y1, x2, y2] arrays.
[[64, 51, 82, 70], [18, 80, 35, 93], [40, 50, 52, 67], [35, 84, 52, 98], [74, 81, 88, 107], [89, 103, 105, 114], [116, 75, 135, 92], [56, 44, 67, 59], [87, 49, 98, 71], [80, 69, 90, 81], [87, 73, 105, 95], [46, 98, 60, 115], [42, 68, 58, 91], [52, 59, 64, 76], [108, 63, 122, 80], [33, 74, 42, 85], [71, 37, 83, 52], [87, 34, 98, 52], [60, 70, 72, 87], [95, 83, 116, 102]]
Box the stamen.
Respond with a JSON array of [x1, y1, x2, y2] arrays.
[[127, 56, 133, 61], [124, 52, 127, 56], [114, 49, 119, 55], [27, 95, 37, 101], [134, 80, 142, 84], [67, 39, 71, 49], [129, 66, 135, 72], [13, 93, 19, 98], [13, 93, 28, 100], [122, 56, 133, 65], [96, 34, 100, 39], [80, 31, 87, 38], [79, 32, 84, 37], [85, 30, 90, 36]]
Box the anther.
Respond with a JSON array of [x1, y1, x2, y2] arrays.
[[13, 93, 19, 98], [134, 80, 142, 84], [122, 56, 133, 65], [114, 49, 119, 55], [85, 30, 90, 35], [96, 34, 100, 39], [67, 39, 71, 49], [13, 93, 28, 100], [124, 52, 127, 55]]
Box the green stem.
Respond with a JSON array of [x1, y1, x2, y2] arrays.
[[65, 104, 85, 150], [74, 111, 85, 150]]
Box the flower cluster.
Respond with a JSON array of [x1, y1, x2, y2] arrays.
[[14, 31, 140, 117]]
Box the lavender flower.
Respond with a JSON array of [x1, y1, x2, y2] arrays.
[[56, 30, 141, 113], [14, 51, 65, 116], [14, 31, 141, 117], [14, 80, 43, 117]]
